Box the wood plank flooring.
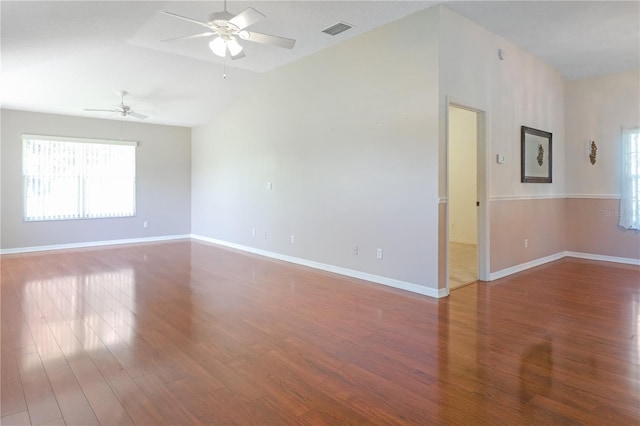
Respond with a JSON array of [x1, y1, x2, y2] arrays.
[[2, 239, 639, 425]]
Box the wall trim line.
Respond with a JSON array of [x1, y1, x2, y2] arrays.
[[490, 195, 565, 201], [490, 251, 639, 280], [0, 234, 191, 255], [565, 251, 640, 266], [565, 194, 620, 200], [490, 194, 620, 201], [191, 234, 447, 299]]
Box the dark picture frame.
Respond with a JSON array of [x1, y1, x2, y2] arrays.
[[521, 126, 552, 183]]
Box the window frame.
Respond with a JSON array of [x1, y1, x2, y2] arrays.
[[619, 127, 640, 230], [22, 134, 138, 222]]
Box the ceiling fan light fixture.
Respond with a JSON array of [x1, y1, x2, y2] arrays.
[[226, 36, 243, 57], [209, 36, 227, 57], [165, 6, 296, 60]]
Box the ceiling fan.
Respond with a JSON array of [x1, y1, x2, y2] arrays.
[[161, 0, 296, 60], [84, 91, 148, 120]]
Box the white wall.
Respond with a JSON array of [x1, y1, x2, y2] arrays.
[[565, 70, 640, 196], [449, 106, 477, 244], [1, 109, 191, 250], [192, 8, 441, 290], [4, 5, 631, 289], [438, 6, 567, 273], [439, 6, 566, 199]]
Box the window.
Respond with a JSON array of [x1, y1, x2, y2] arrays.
[[22, 134, 137, 221], [619, 128, 640, 230]]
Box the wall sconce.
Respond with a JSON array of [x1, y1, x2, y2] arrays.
[[589, 140, 597, 165]]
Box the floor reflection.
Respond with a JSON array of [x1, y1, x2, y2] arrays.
[[21, 268, 136, 368], [2, 244, 638, 424], [519, 339, 553, 403]]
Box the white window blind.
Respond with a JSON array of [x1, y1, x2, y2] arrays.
[[22, 134, 137, 222], [619, 128, 640, 230]]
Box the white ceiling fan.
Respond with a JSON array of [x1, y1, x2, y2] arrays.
[[84, 91, 148, 120], [161, 0, 296, 60]]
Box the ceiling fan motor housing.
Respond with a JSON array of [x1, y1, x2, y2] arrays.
[[117, 105, 132, 116], [208, 11, 235, 27]]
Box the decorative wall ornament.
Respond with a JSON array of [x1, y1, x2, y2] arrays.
[[537, 144, 544, 166], [589, 140, 597, 165]]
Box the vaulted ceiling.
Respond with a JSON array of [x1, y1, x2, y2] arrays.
[[2, 1, 638, 127]]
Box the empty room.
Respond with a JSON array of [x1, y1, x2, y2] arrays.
[[1, 1, 639, 424]]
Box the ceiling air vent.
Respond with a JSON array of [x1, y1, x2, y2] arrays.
[[322, 22, 353, 36]]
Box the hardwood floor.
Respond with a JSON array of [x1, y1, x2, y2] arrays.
[[2, 239, 639, 425]]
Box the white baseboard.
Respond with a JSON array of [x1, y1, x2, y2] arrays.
[[191, 234, 447, 299], [0, 234, 191, 255], [489, 252, 566, 280], [6, 234, 634, 295], [490, 251, 640, 280], [565, 251, 640, 266]]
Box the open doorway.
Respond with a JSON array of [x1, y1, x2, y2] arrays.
[[448, 105, 479, 289]]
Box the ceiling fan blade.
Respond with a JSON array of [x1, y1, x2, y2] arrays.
[[243, 31, 296, 49], [229, 7, 265, 30], [128, 112, 148, 120], [161, 32, 214, 42], [85, 108, 117, 113], [230, 50, 246, 60], [162, 11, 211, 29]]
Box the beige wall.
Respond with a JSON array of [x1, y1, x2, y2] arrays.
[[489, 70, 640, 272], [1, 109, 191, 250], [490, 198, 566, 272], [192, 8, 441, 290], [438, 7, 568, 277], [191, 5, 636, 292], [448, 106, 477, 245], [3, 6, 634, 291], [565, 70, 640, 196], [566, 198, 639, 260], [563, 70, 640, 260]]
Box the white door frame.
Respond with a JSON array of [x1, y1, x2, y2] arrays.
[[445, 99, 490, 290]]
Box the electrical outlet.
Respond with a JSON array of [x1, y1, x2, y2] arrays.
[[353, 245, 358, 255], [290, 235, 295, 244], [376, 248, 383, 259], [143, 221, 148, 228], [251, 228, 256, 237], [524, 238, 528, 248]]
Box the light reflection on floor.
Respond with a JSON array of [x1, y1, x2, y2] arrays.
[[21, 269, 136, 370]]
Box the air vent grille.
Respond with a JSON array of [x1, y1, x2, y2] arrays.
[[322, 22, 353, 36]]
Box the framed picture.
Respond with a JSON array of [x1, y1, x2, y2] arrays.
[[521, 126, 552, 183]]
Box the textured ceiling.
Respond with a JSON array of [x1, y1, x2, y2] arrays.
[[1, 1, 638, 127], [445, 1, 640, 80], [128, 1, 439, 73]]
